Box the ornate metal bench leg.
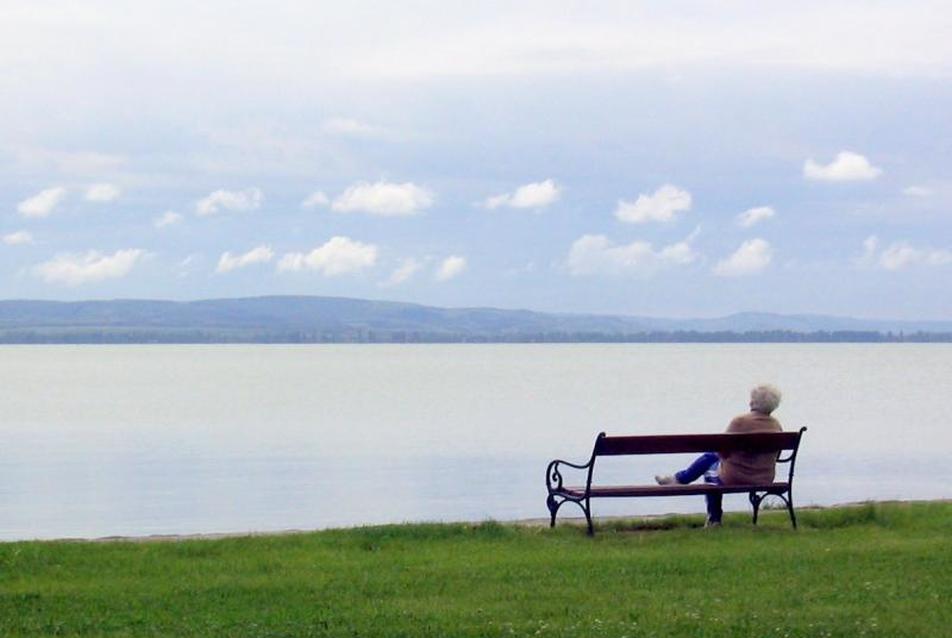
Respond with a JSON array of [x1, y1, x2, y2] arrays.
[[786, 491, 797, 529], [749, 491, 763, 525], [584, 498, 594, 536], [546, 495, 559, 528]]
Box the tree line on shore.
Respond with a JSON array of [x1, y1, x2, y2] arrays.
[[1, 328, 949, 344]]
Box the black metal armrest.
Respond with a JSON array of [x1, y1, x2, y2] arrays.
[[546, 457, 593, 492]]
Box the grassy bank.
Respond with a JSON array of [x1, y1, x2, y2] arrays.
[[1, 502, 949, 637]]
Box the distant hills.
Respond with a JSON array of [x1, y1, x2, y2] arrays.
[[0, 296, 950, 343]]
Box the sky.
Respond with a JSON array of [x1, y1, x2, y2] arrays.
[[1, 1, 950, 319]]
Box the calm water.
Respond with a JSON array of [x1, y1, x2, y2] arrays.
[[1, 344, 950, 540]]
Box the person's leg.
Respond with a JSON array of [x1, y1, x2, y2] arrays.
[[704, 474, 723, 524], [674, 452, 719, 484], [705, 492, 723, 524]]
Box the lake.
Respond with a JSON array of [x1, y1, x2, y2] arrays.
[[1, 344, 950, 540]]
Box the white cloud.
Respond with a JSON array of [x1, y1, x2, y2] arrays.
[[1, 4, 950, 104], [903, 185, 933, 197], [347, 6, 952, 79], [911, 244, 948, 266], [803, 151, 882, 182], [860, 235, 952, 270], [484, 179, 561, 210], [567, 232, 698, 276], [9, 147, 127, 176], [195, 187, 263, 216], [216, 245, 274, 273], [2, 230, 34, 246], [321, 117, 380, 138], [713, 239, 772, 276], [189, 124, 329, 177], [435, 255, 467, 281], [84, 183, 121, 202], [384, 258, 423, 286], [176, 253, 202, 278], [857, 234, 880, 267], [736, 205, 775, 228], [17, 186, 66, 218], [879, 242, 921, 271], [34, 249, 145, 285], [658, 240, 697, 265], [331, 181, 433, 216], [301, 191, 330, 208], [153, 211, 183, 228], [278, 236, 377, 276], [615, 184, 692, 224]]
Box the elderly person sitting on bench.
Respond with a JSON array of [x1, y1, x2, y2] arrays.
[[655, 384, 783, 527]]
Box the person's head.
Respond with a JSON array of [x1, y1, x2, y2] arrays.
[[749, 384, 782, 414]]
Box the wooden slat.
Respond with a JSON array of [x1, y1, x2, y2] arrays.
[[594, 432, 800, 456], [558, 482, 790, 498]]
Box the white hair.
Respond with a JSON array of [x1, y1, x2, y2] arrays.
[[750, 384, 782, 414]]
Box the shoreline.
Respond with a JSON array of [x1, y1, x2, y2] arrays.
[[23, 498, 948, 545]]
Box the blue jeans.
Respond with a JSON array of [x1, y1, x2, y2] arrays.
[[675, 452, 723, 523]]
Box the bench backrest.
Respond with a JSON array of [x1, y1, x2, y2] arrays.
[[585, 427, 807, 489], [594, 430, 804, 456]]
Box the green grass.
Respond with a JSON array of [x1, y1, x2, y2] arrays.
[[1, 502, 950, 637]]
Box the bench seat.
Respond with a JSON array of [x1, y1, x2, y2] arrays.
[[556, 482, 790, 499]]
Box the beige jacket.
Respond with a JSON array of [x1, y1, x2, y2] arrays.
[[718, 411, 782, 485]]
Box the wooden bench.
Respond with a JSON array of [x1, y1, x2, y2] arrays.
[[545, 428, 807, 535]]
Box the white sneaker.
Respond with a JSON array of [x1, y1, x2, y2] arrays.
[[655, 474, 677, 485]]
